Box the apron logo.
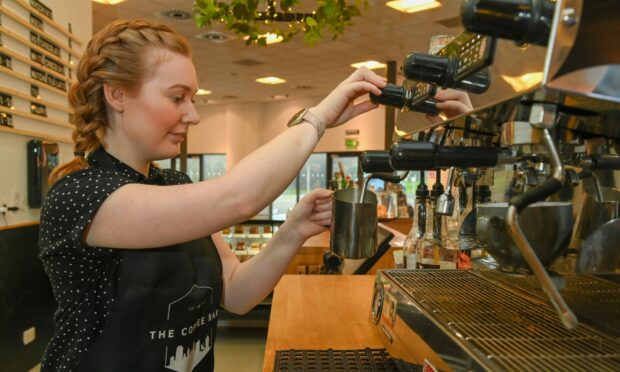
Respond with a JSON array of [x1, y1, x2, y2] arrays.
[[154, 285, 218, 371]]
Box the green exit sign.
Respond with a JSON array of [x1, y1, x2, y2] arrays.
[[345, 138, 359, 149]]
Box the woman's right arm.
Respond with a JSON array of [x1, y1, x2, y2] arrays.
[[85, 67, 386, 249]]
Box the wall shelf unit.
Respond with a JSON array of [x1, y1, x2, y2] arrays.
[[0, 106, 72, 129], [0, 85, 70, 113], [0, 125, 71, 143], [0, 0, 80, 145], [0, 65, 68, 96], [0, 5, 82, 59], [13, 0, 83, 46], [0, 25, 75, 71], [0, 45, 72, 84]]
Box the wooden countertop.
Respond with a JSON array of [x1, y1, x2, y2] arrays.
[[263, 275, 382, 371]]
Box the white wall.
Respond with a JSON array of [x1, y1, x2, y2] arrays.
[[0, 0, 92, 226], [188, 96, 386, 169]]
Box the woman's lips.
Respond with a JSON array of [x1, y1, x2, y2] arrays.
[[169, 133, 186, 143]]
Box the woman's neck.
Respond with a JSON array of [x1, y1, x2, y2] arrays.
[[104, 138, 150, 177]]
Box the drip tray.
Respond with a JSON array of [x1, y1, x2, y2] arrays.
[[273, 348, 421, 371], [384, 270, 620, 371], [482, 269, 620, 336]]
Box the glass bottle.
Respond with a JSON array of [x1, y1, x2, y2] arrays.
[[439, 183, 461, 269], [404, 172, 429, 269], [415, 197, 442, 269]]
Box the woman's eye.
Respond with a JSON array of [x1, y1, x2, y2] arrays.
[[172, 96, 184, 103]]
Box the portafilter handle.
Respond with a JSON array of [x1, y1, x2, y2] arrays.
[[506, 128, 578, 330]]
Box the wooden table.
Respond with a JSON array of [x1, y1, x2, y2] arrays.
[[263, 275, 382, 371]]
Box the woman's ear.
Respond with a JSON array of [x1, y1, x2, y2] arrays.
[[103, 82, 127, 113]]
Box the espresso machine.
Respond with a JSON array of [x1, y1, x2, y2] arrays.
[[366, 1, 620, 370]]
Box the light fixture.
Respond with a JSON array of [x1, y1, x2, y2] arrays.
[[270, 94, 289, 99], [92, 0, 126, 5], [196, 89, 211, 95], [256, 76, 287, 85], [350, 60, 386, 70], [386, 0, 441, 14], [501, 72, 543, 91], [243, 33, 284, 45]]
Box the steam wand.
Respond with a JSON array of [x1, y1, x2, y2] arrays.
[[505, 127, 578, 330]]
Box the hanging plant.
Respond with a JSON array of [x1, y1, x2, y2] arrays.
[[193, 0, 368, 46]]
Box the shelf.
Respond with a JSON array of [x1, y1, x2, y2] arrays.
[[0, 85, 71, 113], [13, 0, 83, 46], [0, 125, 71, 143], [0, 25, 74, 70], [0, 5, 82, 59], [0, 220, 39, 231], [0, 106, 72, 129], [0, 65, 67, 96], [0, 45, 72, 85]]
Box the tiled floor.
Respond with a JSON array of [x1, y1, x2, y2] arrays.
[[215, 327, 269, 372]]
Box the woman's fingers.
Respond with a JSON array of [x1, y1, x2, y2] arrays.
[[435, 100, 471, 116], [344, 67, 387, 88], [310, 210, 331, 222], [314, 201, 332, 213]]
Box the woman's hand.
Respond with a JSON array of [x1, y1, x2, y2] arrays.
[[284, 188, 333, 243], [426, 88, 473, 124], [310, 67, 387, 129]]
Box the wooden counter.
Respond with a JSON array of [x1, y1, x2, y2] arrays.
[[263, 275, 381, 371]]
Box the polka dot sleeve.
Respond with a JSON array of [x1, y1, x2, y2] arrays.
[[43, 168, 135, 255]]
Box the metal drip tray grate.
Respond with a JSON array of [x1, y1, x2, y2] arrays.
[[273, 348, 417, 371], [482, 270, 620, 336], [384, 270, 620, 371]]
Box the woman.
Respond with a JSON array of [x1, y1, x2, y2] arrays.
[[39, 19, 385, 371]]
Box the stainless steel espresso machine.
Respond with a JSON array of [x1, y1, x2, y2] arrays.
[[365, 1, 620, 370]]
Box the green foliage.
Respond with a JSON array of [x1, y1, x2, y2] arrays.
[[193, 0, 368, 47]]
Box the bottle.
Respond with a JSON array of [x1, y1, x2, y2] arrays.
[[404, 172, 429, 269], [415, 197, 442, 269], [438, 182, 461, 269]]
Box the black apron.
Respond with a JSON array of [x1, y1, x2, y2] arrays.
[[78, 151, 223, 371]]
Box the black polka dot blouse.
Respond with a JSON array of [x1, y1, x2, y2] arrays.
[[38, 146, 223, 371]]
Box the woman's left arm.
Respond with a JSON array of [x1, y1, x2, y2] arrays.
[[212, 189, 333, 314]]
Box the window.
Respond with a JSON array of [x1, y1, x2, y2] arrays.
[[157, 154, 227, 183], [202, 154, 226, 180], [298, 153, 327, 199]]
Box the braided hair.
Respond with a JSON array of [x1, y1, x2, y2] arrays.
[[49, 19, 191, 185]]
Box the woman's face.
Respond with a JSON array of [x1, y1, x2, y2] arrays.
[[120, 48, 200, 160]]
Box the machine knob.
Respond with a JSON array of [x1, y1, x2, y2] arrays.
[[461, 0, 556, 46], [369, 83, 407, 109], [361, 151, 394, 173], [453, 67, 492, 94], [402, 53, 456, 88]]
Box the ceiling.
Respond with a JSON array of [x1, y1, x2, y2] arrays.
[[92, 0, 464, 105]]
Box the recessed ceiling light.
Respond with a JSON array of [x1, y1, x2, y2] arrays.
[[256, 76, 287, 85], [243, 33, 284, 45], [92, 0, 126, 4], [195, 31, 236, 44], [350, 60, 387, 70], [386, 0, 441, 14], [270, 94, 289, 99], [156, 9, 192, 22], [196, 89, 211, 95]]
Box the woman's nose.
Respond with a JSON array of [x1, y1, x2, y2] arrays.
[[183, 104, 200, 126]]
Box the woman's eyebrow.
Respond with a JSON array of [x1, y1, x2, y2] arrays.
[[167, 84, 197, 94]]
